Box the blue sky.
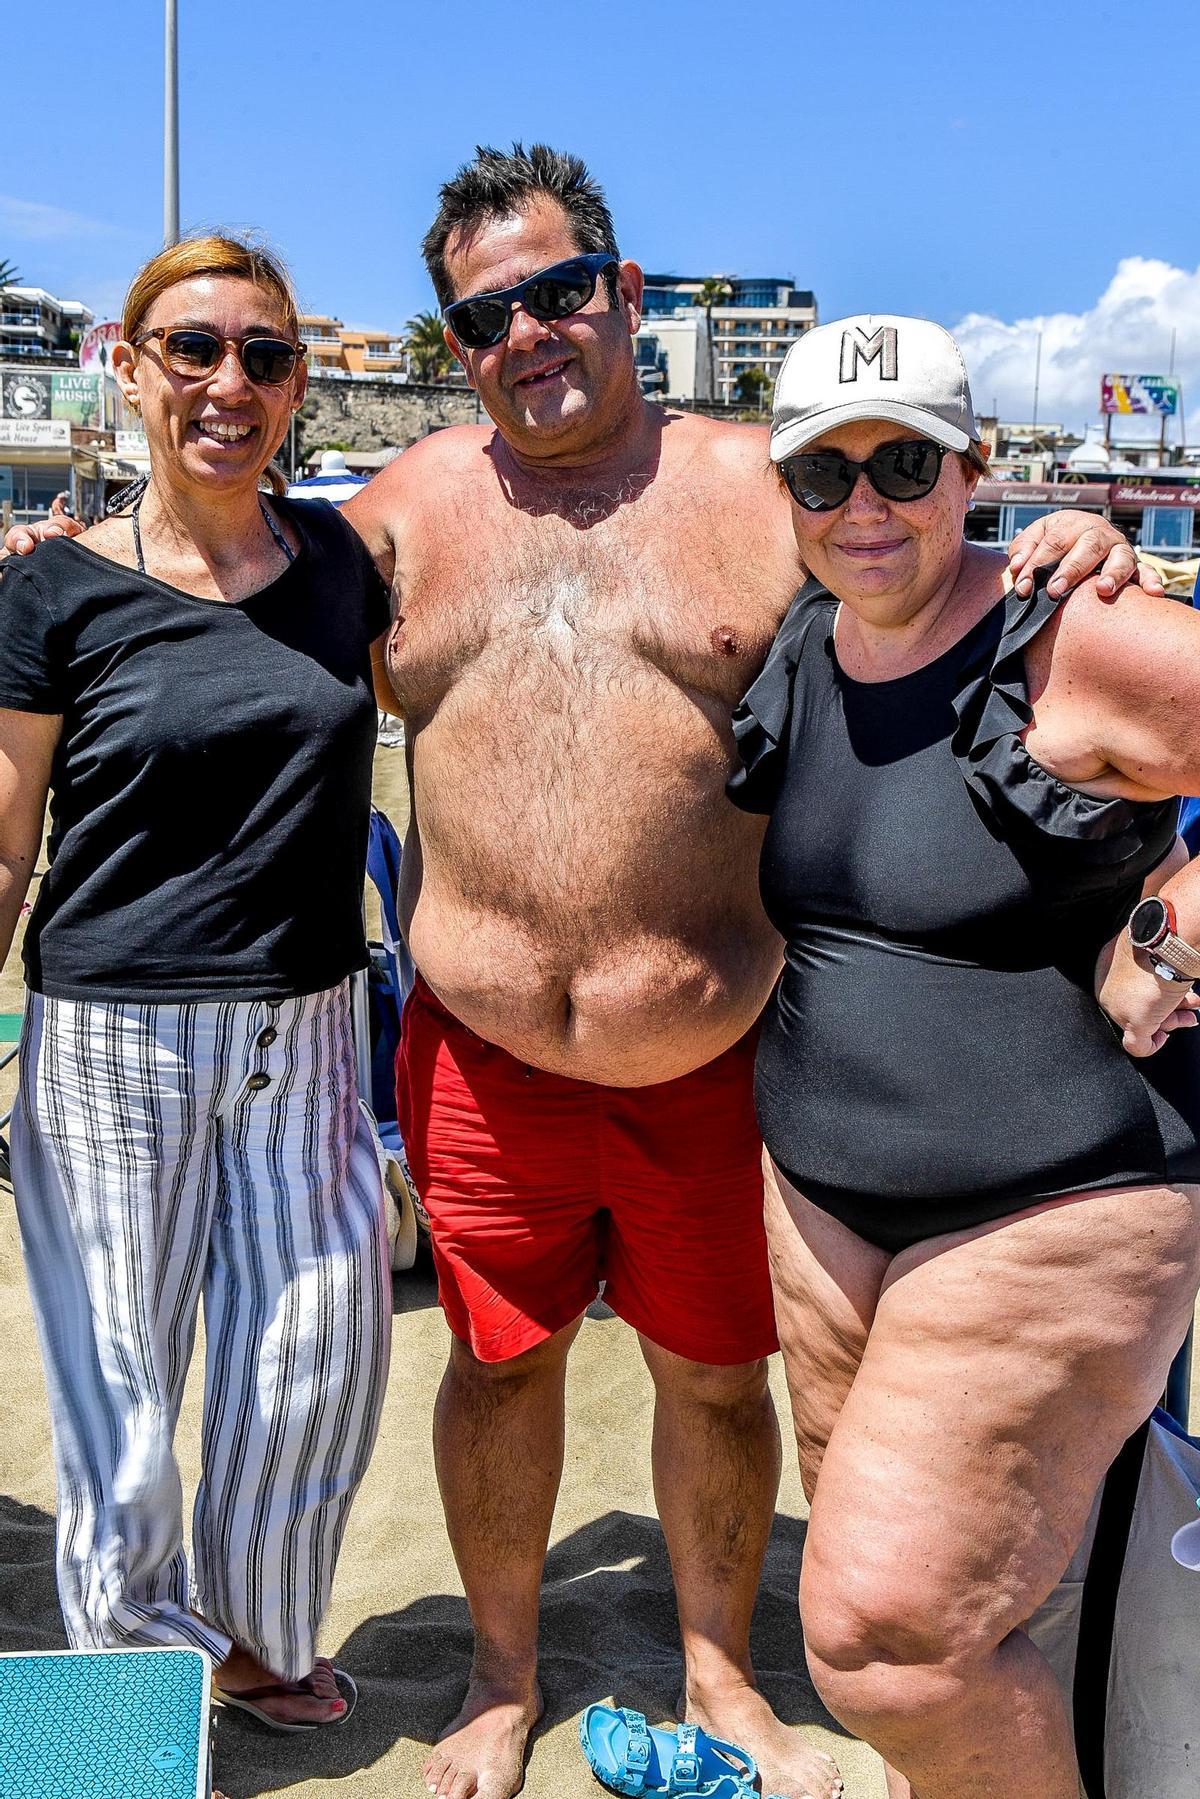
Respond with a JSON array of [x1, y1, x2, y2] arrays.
[[5, 0, 1199, 432]]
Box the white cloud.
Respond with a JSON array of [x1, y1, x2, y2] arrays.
[[952, 256, 1200, 440], [0, 195, 136, 245]]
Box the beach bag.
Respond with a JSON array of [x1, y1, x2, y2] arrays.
[[1028, 1407, 1200, 1796], [365, 805, 415, 1141], [363, 806, 424, 1270]]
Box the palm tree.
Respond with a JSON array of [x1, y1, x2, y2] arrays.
[[0, 258, 23, 290], [405, 310, 453, 384], [734, 365, 773, 412], [693, 276, 731, 403]]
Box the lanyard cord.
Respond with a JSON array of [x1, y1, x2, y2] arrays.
[[130, 486, 296, 577]]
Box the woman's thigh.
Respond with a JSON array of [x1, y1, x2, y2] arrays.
[[765, 1158, 892, 1500], [800, 1183, 1200, 1666]]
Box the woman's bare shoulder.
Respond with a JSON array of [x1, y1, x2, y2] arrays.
[[73, 515, 137, 568], [1053, 577, 1200, 672]]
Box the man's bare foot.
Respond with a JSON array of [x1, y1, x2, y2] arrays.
[[215, 1646, 348, 1728], [682, 1677, 844, 1799], [423, 1675, 544, 1799]]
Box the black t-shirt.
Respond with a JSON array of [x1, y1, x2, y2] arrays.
[[0, 497, 390, 1002]]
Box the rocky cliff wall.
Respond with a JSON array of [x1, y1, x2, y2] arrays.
[[298, 376, 478, 453]]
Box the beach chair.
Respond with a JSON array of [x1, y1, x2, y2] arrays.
[[350, 806, 424, 1270], [0, 1645, 212, 1798], [1028, 1318, 1198, 1794]]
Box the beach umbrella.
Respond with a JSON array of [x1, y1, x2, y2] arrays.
[[287, 448, 370, 506]]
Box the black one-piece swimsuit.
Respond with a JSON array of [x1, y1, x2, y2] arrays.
[[727, 573, 1200, 1253]]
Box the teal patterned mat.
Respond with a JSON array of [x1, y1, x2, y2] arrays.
[[0, 1647, 209, 1798]]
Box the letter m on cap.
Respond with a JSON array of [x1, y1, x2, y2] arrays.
[[840, 325, 898, 384]]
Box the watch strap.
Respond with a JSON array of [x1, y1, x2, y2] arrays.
[[1153, 929, 1200, 980]]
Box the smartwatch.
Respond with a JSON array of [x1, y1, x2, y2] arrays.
[[1128, 895, 1200, 983]]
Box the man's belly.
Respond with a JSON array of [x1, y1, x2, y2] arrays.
[[403, 878, 782, 1087], [397, 653, 783, 1084]]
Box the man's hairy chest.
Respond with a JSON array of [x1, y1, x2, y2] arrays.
[[387, 500, 790, 722]]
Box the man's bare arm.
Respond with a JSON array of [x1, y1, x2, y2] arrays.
[[342, 457, 411, 719], [0, 705, 59, 973]]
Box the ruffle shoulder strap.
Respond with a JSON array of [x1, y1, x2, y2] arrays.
[[727, 578, 834, 814], [949, 569, 1175, 867]]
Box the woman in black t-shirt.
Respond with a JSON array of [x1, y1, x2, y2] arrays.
[[0, 236, 395, 1731]]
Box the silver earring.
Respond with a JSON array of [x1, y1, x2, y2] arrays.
[[967, 497, 977, 512]]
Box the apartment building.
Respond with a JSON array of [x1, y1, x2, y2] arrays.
[[298, 314, 407, 375], [298, 313, 347, 370], [338, 329, 407, 375], [0, 287, 94, 365], [635, 312, 712, 401], [641, 275, 818, 405]]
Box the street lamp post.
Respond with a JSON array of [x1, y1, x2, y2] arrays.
[[164, 0, 179, 246]]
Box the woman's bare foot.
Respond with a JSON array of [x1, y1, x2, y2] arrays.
[[214, 1646, 348, 1728], [422, 1673, 544, 1799], [682, 1676, 844, 1799]]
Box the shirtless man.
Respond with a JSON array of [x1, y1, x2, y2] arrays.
[[3, 152, 1147, 1799]]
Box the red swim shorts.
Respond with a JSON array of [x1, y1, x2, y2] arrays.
[[396, 977, 778, 1365]]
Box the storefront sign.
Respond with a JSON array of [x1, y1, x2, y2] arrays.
[[0, 418, 71, 447], [1101, 374, 1179, 417], [978, 477, 1200, 510], [51, 371, 101, 427], [1, 371, 52, 420], [1110, 483, 1200, 507], [78, 320, 123, 374], [115, 429, 149, 458], [976, 482, 1110, 505]]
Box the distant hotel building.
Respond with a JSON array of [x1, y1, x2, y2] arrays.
[[298, 314, 408, 376], [0, 286, 94, 365], [638, 276, 818, 405]]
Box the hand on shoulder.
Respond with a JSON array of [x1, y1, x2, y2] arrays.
[[2, 516, 85, 559]]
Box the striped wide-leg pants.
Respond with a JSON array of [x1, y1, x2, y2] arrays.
[[11, 981, 391, 1681]]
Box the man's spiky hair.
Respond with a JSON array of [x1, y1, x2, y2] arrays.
[[422, 142, 620, 309]]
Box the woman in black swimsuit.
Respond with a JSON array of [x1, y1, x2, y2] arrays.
[[729, 313, 1200, 1799]]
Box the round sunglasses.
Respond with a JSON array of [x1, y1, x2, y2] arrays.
[[444, 252, 618, 349], [780, 438, 949, 511], [132, 327, 305, 387]]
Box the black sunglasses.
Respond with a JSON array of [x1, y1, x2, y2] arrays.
[[780, 438, 949, 511], [444, 252, 619, 349], [132, 327, 305, 386]]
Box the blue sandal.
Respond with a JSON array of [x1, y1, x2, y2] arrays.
[[579, 1704, 782, 1799]]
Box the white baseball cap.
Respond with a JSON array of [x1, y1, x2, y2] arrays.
[[770, 313, 980, 463]]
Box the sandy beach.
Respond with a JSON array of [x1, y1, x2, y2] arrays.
[[0, 742, 889, 1797], [5, 746, 1197, 1797]]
